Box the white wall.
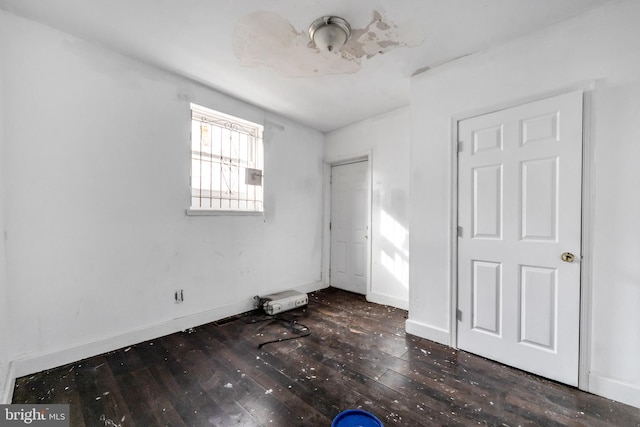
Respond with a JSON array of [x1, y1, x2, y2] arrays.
[[408, 0, 640, 408], [0, 11, 11, 403], [325, 108, 410, 309], [0, 11, 325, 385]]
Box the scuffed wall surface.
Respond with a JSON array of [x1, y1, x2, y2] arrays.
[[409, 0, 640, 408], [2, 12, 324, 364]]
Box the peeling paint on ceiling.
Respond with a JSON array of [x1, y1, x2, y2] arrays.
[[233, 10, 425, 78], [1, 0, 607, 130]]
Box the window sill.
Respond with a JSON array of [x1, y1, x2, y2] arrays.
[[185, 209, 264, 217]]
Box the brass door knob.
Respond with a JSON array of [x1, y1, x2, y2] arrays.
[[561, 252, 576, 263]]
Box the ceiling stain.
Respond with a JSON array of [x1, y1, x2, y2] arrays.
[[233, 10, 425, 78]]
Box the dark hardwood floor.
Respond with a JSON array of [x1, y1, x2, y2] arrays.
[[12, 288, 640, 426]]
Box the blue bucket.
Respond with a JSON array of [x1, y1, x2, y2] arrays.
[[332, 409, 384, 427]]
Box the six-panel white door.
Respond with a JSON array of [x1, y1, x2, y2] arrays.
[[457, 91, 583, 386], [330, 161, 368, 295]]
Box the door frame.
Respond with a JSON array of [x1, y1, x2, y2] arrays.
[[323, 151, 373, 297], [449, 85, 595, 391]]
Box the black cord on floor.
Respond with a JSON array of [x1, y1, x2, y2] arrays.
[[242, 309, 311, 348], [257, 318, 311, 349]]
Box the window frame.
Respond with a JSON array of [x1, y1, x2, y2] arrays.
[[186, 103, 264, 216]]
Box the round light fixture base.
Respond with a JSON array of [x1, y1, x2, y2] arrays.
[[308, 16, 351, 52]]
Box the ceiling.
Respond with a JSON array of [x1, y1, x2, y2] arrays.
[[0, 0, 610, 132]]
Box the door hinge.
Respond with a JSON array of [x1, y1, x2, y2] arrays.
[[328, 268, 331, 277], [457, 140, 463, 153], [457, 226, 463, 237], [456, 309, 463, 322], [329, 222, 332, 230]]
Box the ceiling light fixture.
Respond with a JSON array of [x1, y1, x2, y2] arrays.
[[308, 16, 351, 52]]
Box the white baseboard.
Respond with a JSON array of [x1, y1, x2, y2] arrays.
[[366, 292, 408, 310], [589, 372, 640, 409], [5, 281, 326, 400], [10, 301, 255, 381], [5, 283, 639, 413], [405, 319, 450, 346]]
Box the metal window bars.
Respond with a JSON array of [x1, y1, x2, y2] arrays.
[[190, 105, 264, 211]]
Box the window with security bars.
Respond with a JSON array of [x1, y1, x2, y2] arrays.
[[190, 104, 264, 212]]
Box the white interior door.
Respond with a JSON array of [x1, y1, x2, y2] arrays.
[[457, 91, 583, 386], [330, 161, 368, 295]]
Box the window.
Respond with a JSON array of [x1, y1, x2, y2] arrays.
[[189, 104, 264, 213]]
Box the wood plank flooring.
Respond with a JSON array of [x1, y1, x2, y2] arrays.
[[12, 288, 640, 426]]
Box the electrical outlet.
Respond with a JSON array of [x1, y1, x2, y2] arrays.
[[174, 289, 184, 303]]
